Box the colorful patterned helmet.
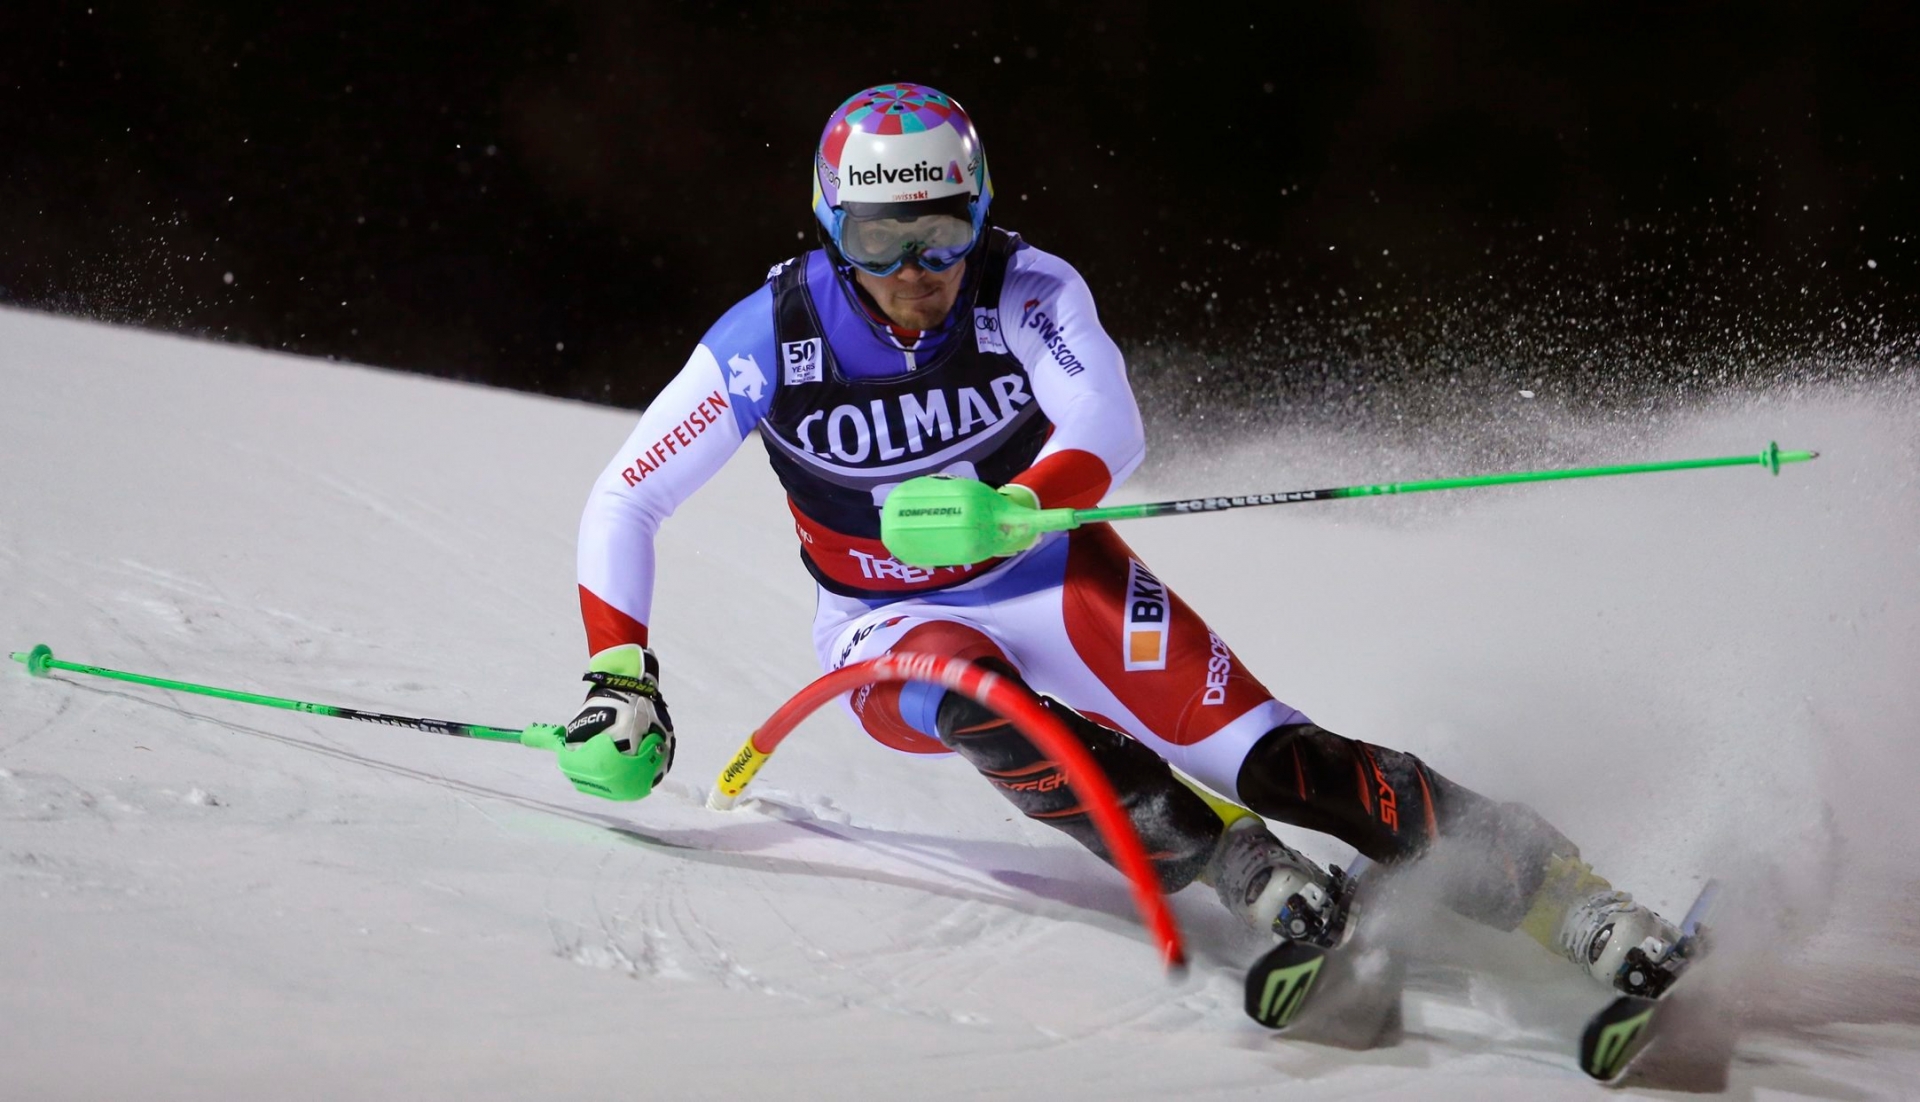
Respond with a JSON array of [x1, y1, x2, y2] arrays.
[[813, 83, 993, 275]]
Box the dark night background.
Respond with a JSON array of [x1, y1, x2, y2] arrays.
[[4, 1, 1916, 417]]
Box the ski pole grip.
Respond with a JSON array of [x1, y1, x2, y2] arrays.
[[881, 476, 1078, 568]]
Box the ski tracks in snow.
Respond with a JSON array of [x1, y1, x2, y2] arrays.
[[532, 782, 1224, 1037], [543, 786, 1049, 1029]]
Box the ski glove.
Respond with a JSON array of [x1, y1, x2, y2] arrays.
[[562, 643, 675, 797]]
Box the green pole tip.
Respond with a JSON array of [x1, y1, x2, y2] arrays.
[[13, 644, 55, 677], [1760, 443, 1820, 474]]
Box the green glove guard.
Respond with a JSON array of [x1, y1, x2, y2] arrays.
[[880, 476, 1079, 567], [551, 730, 667, 801]]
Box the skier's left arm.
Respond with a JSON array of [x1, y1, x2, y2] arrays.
[[998, 253, 1145, 510]]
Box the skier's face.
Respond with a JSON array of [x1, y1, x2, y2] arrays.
[[852, 258, 966, 330]]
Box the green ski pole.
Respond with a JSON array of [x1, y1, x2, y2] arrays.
[[8, 643, 662, 801], [882, 441, 1820, 567]]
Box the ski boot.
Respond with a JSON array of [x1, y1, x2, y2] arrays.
[[1575, 878, 1720, 1081], [1554, 883, 1687, 997], [1226, 816, 1390, 1034], [1204, 815, 1356, 946]]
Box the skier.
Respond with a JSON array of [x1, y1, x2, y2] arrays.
[[566, 82, 1676, 993]]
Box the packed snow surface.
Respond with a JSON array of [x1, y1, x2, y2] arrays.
[[3, 307, 1917, 1099]]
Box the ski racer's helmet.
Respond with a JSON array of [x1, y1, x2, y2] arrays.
[[812, 83, 993, 277]]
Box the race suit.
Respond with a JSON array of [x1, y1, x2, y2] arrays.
[[576, 229, 1299, 805]]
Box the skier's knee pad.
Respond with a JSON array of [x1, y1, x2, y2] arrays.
[[1235, 723, 1450, 863], [934, 673, 1223, 891]]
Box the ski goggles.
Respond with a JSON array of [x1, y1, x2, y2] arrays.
[[831, 199, 978, 277]]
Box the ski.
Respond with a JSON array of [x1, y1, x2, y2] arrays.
[[1245, 938, 1334, 1029], [1577, 878, 1721, 1082]]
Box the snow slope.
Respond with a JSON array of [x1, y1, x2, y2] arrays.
[[3, 306, 1917, 1100]]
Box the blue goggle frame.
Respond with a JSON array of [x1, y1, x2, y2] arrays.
[[830, 204, 981, 277]]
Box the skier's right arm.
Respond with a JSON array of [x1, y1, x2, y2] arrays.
[[576, 285, 775, 652], [565, 285, 776, 771]]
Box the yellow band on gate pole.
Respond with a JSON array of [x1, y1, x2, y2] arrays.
[[707, 735, 773, 810]]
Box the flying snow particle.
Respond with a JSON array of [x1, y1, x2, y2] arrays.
[[1867, 259, 1879, 269], [222, 272, 234, 284], [1520, 389, 1536, 399]]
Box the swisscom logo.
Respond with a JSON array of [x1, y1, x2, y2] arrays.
[[1020, 298, 1087, 377], [845, 160, 964, 187]]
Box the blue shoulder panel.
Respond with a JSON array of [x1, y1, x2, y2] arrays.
[[697, 280, 780, 435]]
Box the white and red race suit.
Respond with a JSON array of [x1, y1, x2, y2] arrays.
[[578, 230, 1307, 804]]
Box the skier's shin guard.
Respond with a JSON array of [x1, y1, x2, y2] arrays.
[[1235, 723, 1575, 929], [935, 673, 1224, 892]]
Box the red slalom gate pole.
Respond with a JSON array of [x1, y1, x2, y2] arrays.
[[708, 653, 1187, 974]]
